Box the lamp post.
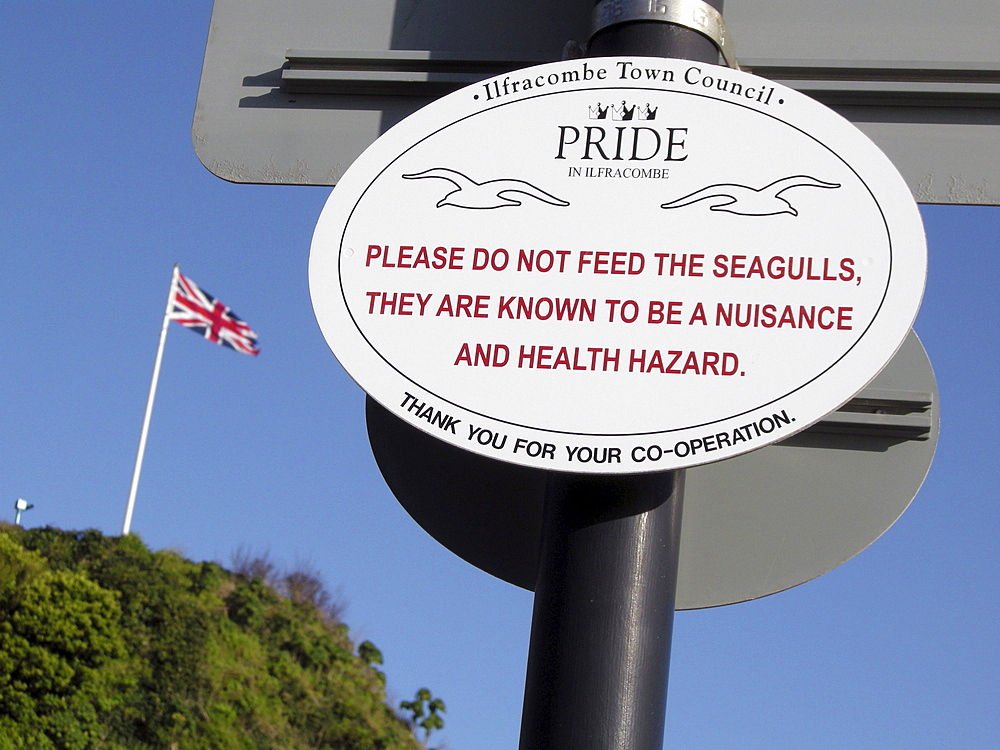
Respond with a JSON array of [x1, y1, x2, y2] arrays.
[[13, 498, 34, 526]]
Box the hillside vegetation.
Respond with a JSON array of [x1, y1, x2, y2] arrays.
[[0, 524, 428, 750]]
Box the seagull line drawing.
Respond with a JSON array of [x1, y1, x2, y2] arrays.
[[402, 167, 570, 209], [660, 174, 841, 216]]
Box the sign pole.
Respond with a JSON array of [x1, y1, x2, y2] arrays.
[[518, 3, 724, 748], [519, 471, 685, 748]]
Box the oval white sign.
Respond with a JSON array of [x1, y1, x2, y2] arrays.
[[310, 57, 926, 473]]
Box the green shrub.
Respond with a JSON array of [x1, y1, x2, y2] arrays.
[[0, 525, 425, 749]]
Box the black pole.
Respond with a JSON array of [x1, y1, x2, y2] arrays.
[[519, 472, 685, 749], [518, 3, 724, 749]]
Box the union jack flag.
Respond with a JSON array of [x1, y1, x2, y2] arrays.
[[170, 272, 259, 355]]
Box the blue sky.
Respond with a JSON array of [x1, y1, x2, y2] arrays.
[[3, 3, 998, 748]]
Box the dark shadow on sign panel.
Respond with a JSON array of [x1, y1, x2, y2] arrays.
[[366, 395, 547, 591], [381, 0, 591, 135]]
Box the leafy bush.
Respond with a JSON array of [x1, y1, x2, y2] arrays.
[[0, 524, 425, 750]]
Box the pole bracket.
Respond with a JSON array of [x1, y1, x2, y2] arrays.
[[592, 0, 740, 70]]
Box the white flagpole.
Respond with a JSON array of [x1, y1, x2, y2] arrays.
[[122, 264, 179, 535]]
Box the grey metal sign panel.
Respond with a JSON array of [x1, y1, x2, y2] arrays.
[[193, 0, 1000, 201], [727, 0, 999, 64], [366, 330, 938, 609], [193, 0, 590, 185], [728, 0, 1000, 204]]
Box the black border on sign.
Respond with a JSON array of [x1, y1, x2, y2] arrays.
[[335, 84, 897, 439]]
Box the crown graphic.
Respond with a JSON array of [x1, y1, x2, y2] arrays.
[[589, 101, 657, 121]]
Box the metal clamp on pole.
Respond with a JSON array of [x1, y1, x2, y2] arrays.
[[592, 0, 740, 69]]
